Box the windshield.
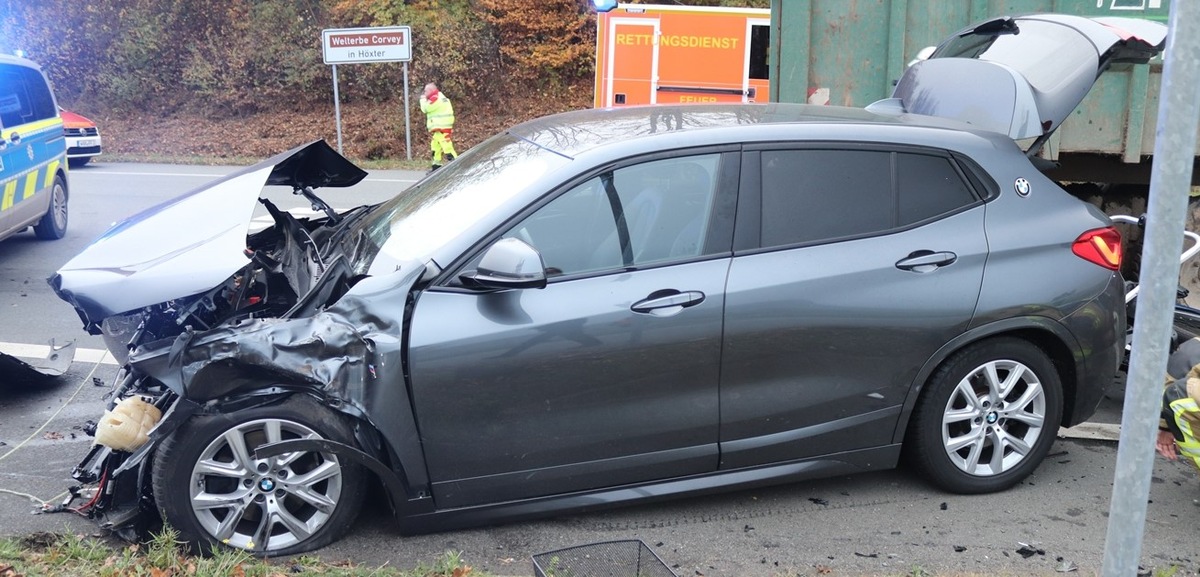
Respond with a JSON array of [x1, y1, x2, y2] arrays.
[[348, 131, 569, 275]]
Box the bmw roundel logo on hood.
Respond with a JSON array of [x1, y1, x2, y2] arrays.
[[1014, 178, 1031, 197]]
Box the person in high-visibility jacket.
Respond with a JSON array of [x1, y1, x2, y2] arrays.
[[420, 82, 458, 171], [1156, 338, 1200, 471]]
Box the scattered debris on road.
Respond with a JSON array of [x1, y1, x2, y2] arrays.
[[1017, 542, 1047, 558], [0, 340, 76, 381], [1056, 558, 1079, 572]]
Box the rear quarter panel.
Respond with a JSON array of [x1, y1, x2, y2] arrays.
[[965, 139, 1123, 426], [969, 144, 1119, 328]]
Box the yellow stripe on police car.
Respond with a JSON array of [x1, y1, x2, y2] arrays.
[[0, 159, 59, 211], [43, 159, 60, 188], [1, 180, 16, 211]]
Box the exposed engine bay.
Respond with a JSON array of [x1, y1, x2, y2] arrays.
[[45, 141, 424, 540]]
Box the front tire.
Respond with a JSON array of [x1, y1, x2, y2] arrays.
[[33, 174, 67, 240], [151, 395, 365, 555], [905, 337, 1063, 494]]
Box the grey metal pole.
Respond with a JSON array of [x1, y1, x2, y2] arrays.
[[332, 63, 344, 154], [403, 61, 412, 161], [1102, 4, 1200, 576]]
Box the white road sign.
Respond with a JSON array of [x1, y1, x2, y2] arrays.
[[322, 26, 412, 64]]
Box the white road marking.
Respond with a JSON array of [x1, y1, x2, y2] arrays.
[[80, 170, 417, 184], [76, 171, 224, 178], [0, 342, 118, 366], [249, 207, 353, 231]]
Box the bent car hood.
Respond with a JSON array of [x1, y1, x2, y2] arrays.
[[891, 14, 1167, 140], [51, 140, 367, 319]]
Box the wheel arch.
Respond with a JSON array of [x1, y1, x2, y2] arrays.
[[151, 390, 368, 555], [56, 166, 69, 197], [198, 385, 432, 519], [891, 317, 1081, 445]]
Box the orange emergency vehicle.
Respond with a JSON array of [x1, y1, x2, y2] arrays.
[[594, 4, 770, 108]]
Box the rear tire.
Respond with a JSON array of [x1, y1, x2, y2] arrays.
[[151, 395, 365, 556], [905, 337, 1062, 494], [33, 174, 67, 240]]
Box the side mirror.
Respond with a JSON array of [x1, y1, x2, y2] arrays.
[[466, 237, 547, 289]]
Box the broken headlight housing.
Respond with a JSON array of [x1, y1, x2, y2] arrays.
[[99, 311, 146, 365]]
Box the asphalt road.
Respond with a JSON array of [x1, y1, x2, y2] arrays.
[[1, 161, 1197, 576]]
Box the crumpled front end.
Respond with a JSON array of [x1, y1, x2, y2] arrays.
[[67, 267, 425, 542], [52, 141, 427, 541], [128, 268, 420, 404]]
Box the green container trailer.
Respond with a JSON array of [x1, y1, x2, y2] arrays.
[[768, 0, 1185, 185]]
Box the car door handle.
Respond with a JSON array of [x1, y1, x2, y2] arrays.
[[631, 290, 706, 316], [896, 251, 957, 273]]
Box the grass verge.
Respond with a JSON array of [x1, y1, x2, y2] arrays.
[[0, 528, 477, 577]]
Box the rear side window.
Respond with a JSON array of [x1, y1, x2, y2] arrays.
[[0, 64, 57, 128], [896, 153, 978, 225], [761, 149, 891, 247], [759, 148, 978, 248]]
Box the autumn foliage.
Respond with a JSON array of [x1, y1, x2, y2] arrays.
[[477, 0, 594, 84], [1, 0, 597, 115], [0, 0, 762, 160]]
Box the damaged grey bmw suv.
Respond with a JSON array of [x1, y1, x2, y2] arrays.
[[48, 14, 1159, 556]]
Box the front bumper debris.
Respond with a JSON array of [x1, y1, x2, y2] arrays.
[[0, 339, 76, 381]]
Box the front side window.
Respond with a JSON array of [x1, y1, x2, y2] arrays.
[[0, 65, 56, 129], [0, 65, 29, 129], [350, 132, 569, 274], [21, 68, 56, 122], [499, 154, 721, 278]]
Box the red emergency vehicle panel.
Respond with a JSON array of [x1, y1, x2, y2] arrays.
[[595, 4, 771, 108]]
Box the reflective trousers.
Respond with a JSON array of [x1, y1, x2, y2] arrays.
[[430, 130, 458, 166]]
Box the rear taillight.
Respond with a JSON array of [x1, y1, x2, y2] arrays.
[[1072, 226, 1122, 270]]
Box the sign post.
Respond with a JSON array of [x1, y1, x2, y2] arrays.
[[331, 64, 342, 152], [321, 26, 413, 157]]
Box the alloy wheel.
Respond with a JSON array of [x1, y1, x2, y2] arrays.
[[51, 182, 67, 231], [940, 359, 1047, 477], [188, 418, 343, 552]]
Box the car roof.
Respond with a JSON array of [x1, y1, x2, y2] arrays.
[[507, 103, 990, 158], [0, 54, 44, 70]]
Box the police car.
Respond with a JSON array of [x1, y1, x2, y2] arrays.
[[0, 54, 69, 242]]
